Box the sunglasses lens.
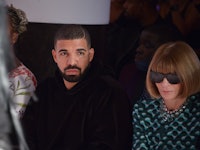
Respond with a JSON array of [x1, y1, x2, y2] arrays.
[[150, 71, 164, 83], [150, 71, 180, 84], [166, 74, 180, 84]]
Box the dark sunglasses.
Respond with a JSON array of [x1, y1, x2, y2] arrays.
[[150, 70, 180, 84]]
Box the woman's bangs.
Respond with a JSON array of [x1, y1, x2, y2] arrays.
[[151, 57, 176, 74]]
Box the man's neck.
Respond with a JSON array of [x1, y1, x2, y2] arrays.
[[64, 80, 77, 90]]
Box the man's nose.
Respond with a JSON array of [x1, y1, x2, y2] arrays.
[[67, 55, 78, 65]]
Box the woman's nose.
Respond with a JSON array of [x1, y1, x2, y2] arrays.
[[160, 78, 170, 86]]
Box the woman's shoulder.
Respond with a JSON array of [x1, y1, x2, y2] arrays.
[[188, 92, 200, 108], [9, 63, 37, 87], [9, 63, 36, 79]]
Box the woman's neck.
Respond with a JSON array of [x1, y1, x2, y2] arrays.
[[163, 97, 187, 110]]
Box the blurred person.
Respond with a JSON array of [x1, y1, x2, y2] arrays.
[[132, 41, 200, 149], [7, 4, 37, 118], [0, 3, 31, 150], [105, 0, 176, 77], [123, 0, 160, 27], [104, 0, 142, 76], [118, 24, 182, 106], [22, 24, 132, 150], [0, 1, 15, 149], [109, 0, 125, 23], [158, 0, 200, 36], [158, 0, 200, 53]]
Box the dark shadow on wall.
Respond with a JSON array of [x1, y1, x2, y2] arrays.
[[14, 23, 107, 84]]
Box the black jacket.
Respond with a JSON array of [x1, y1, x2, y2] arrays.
[[22, 60, 132, 150]]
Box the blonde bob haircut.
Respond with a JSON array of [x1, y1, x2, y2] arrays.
[[146, 41, 200, 98]]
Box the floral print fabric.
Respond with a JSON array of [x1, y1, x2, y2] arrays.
[[8, 63, 37, 118]]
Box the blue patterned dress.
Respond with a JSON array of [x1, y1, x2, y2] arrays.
[[132, 92, 200, 150]]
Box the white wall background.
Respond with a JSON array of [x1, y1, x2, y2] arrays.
[[5, 0, 111, 24]]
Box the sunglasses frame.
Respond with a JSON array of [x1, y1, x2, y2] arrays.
[[150, 70, 180, 84]]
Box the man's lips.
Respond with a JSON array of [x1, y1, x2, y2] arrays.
[[65, 69, 79, 75]]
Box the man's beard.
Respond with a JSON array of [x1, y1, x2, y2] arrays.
[[59, 64, 90, 82]]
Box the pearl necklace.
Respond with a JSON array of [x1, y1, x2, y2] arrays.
[[159, 99, 188, 122]]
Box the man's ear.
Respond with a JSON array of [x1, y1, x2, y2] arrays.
[[89, 48, 95, 62], [52, 49, 57, 63]]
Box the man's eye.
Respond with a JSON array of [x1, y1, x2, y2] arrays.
[[78, 51, 85, 55], [60, 51, 67, 56]]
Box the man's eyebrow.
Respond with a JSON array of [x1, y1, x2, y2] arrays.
[[57, 48, 87, 52], [58, 49, 67, 52], [77, 48, 86, 51]]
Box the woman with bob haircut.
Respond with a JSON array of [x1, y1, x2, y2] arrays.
[[132, 41, 200, 149]]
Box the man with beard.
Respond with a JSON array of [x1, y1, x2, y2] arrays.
[[21, 24, 132, 150]]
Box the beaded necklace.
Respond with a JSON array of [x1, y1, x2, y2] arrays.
[[159, 98, 188, 122]]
